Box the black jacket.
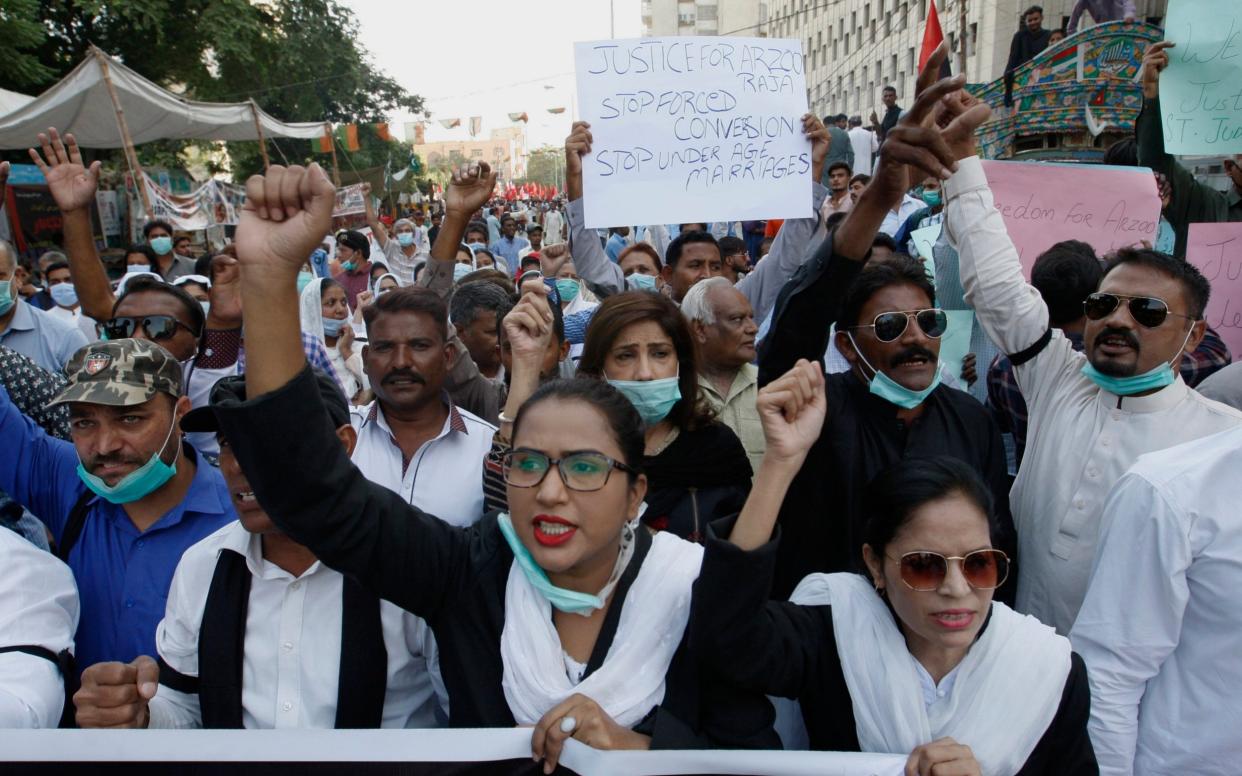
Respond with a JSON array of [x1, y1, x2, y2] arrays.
[[758, 231, 1015, 600], [213, 366, 779, 749], [642, 422, 752, 542], [691, 522, 1098, 774]]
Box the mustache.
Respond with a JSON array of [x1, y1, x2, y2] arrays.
[[888, 345, 938, 368], [86, 454, 145, 472], [381, 369, 426, 385], [1094, 327, 1141, 352]]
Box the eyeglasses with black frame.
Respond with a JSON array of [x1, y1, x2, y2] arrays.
[[1082, 293, 1195, 329], [502, 448, 636, 492], [886, 549, 1010, 591], [850, 308, 948, 343], [102, 315, 199, 342]]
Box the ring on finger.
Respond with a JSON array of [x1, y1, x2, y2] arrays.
[[560, 716, 577, 734]]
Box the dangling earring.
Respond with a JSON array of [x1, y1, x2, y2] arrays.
[[874, 580, 886, 598]]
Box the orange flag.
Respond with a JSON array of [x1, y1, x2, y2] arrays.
[[318, 127, 333, 153], [345, 124, 360, 151], [375, 123, 391, 141]]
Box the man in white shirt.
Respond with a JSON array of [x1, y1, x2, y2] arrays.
[[878, 193, 925, 238], [0, 527, 79, 728], [354, 287, 494, 526], [847, 116, 879, 176], [72, 372, 442, 729], [943, 100, 1242, 633], [367, 192, 428, 286], [1071, 427, 1242, 775], [42, 260, 99, 341]]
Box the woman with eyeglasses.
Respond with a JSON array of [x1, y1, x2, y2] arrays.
[[575, 291, 753, 542], [215, 374, 779, 772], [298, 276, 368, 404], [692, 359, 1095, 775]]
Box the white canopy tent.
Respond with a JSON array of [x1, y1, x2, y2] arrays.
[[0, 87, 34, 117], [0, 47, 326, 149], [0, 47, 332, 216]]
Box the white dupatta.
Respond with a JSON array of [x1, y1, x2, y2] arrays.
[[791, 573, 1070, 776], [500, 532, 704, 728]]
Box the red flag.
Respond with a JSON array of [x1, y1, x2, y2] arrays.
[[919, 1, 945, 72]]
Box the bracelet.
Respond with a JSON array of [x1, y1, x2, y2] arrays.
[[497, 410, 516, 424]]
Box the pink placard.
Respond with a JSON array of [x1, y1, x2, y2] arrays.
[[1186, 222, 1242, 358], [981, 161, 1162, 278]]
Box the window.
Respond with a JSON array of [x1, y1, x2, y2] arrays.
[[696, 3, 717, 20], [870, 19, 876, 42], [969, 22, 978, 57], [470, 149, 484, 158], [907, 47, 915, 72], [845, 32, 850, 53]]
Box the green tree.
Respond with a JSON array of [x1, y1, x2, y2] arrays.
[[521, 146, 563, 188], [0, 0, 54, 88]]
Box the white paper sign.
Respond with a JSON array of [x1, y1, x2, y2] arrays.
[[574, 37, 812, 229]]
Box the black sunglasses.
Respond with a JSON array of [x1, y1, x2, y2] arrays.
[[103, 315, 198, 342], [1083, 293, 1194, 329], [851, 308, 948, 343]]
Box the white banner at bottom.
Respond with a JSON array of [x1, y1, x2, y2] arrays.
[[0, 728, 906, 776]]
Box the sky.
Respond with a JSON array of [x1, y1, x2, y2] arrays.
[[344, 0, 642, 151]]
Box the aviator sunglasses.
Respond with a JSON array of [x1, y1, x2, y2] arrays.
[[887, 549, 1010, 591], [851, 308, 948, 343]]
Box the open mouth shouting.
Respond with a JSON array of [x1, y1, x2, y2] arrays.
[[532, 514, 578, 547]]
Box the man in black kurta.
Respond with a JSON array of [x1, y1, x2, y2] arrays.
[[758, 231, 1013, 601]]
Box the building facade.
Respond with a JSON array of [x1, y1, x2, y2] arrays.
[[407, 126, 528, 182], [641, 0, 770, 37], [764, 0, 1167, 121]]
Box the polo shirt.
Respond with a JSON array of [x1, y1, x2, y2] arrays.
[[0, 300, 89, 373], [0, 383, 234, 672], [350, 398, 495, 527]]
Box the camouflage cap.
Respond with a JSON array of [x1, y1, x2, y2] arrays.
[[49, 338, 183, 407]]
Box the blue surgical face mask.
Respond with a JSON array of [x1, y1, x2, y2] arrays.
[[296, 271, 314, 293], [626, 273, 658, 292], [846, 332, 941, 409], [127, 264, 151, 275], [0, 278, 14, 316], [453, 263, 472, 282], [75, 413, 181, 504], [50, 283, 79, 308], [397, 232, 416, 247], [607, 371, 681, 425], [1080, 327, 1193, 396], [199, 300, 211, 317], [467, 242, 488, 253], [920, 189, 942, 208], [322, 316, 348, 338], [149, 236, 173, 255], [496, 512, 603, 615], [555, 278, 580, 302], [341, 261, 357, 272]]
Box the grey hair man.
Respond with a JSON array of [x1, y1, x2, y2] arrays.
[[682, 276, 762, 471]]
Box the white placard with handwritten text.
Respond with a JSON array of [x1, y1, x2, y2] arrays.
[[574, 37, 812, 229]]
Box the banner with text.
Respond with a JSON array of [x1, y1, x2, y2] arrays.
[[574, 37, 812, 229], [1159, 0, 1242, 155], [980, 161, 1162, 277], [1186, 222, 1242, 358]]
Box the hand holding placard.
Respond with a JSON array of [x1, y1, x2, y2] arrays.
[[1158, 0, 1242, 154]]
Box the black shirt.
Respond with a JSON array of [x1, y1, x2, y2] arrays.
[[691, 523, 1098, 774], [213, 366, 778, 749], [758, 231, 1014, 599]]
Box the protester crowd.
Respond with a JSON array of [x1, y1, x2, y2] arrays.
[[2, 37, 1241, 776]]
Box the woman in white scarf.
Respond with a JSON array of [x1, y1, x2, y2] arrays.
[[692, 360, 1095, 776], [299, 276, 369, 403]]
